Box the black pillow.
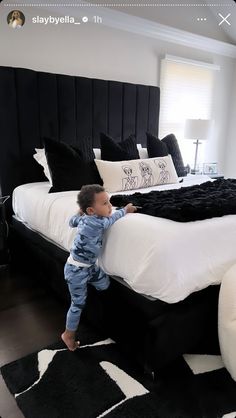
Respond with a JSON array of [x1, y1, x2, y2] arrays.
[[161, 134, 186, 177], [147, 133, 186, 177], [76, 136, 95, 162], [44, 138, 102, 193], [146, 132, 168, 157], [100, 133, 140, 161]]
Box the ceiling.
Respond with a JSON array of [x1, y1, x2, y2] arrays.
[[87, 0, 236, 44]]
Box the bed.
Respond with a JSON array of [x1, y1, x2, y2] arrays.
[[0, 65, 225, 374]]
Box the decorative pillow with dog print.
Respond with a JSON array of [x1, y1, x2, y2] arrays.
[[95, 155, 178, 193]]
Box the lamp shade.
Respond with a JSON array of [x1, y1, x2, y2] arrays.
[[184, 119, 211, 140]]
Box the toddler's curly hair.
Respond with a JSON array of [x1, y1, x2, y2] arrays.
[[77, 184, 105, 213]]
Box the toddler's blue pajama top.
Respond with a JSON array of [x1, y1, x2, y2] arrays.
[[65, 209, 126, 331]]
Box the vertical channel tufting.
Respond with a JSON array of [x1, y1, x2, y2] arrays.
[[135, 85, 138, 143], [13, 68, 21, 157], [92, 79, 94, 146], [0, 66, 160, 207], [107, 81, 110, 136], [57, 74, 76, 145], [38, 71, 59, 141], [15, 68, 44, 183], [123, 83, 136, 141], [147, 87, 150, 143], [55, 74, 61, 141], [148, 86, 160, 139], [74, 76, 78, 145], [109, 81, 122, 141], [36, 72, 42, 147], [13, 67, 21, 185], [93, 79, 108, 147], [136, 85, 149, 145], [0, 67, 20, 197], [121, 84, 124, 141], [76, 77, 93, 147]]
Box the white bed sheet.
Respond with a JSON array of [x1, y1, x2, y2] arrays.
[[12, 175, 236, 303]]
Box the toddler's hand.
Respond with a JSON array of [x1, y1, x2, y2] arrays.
[[125, 203, 137, 213]]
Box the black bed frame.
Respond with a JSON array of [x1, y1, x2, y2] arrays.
[[0, 66, 220, 373]]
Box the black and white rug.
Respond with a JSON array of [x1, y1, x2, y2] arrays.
[[1, 324, 236, 418]]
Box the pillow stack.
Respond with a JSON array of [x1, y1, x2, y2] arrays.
[[33, 131, 183, 193], [33, 133, 141, 193]]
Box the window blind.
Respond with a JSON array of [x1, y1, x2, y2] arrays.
[[159, 56, 219, 166]]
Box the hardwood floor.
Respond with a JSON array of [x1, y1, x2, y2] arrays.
[[0, 265, 68, 418]]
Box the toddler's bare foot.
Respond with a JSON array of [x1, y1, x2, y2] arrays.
[[61, 331, 80, 351]]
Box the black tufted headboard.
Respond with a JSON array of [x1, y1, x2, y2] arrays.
[[0, 66, 160, 207]]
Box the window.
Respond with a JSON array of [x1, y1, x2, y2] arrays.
[[159, 55, 219, 167]]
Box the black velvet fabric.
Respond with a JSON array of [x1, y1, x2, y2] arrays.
[[110, 178, 236, 222], [162, 133, 186, 177], [100, 133, 140, 161], [146, 132, 168, 157], [146, 133, 186, 176], [2, 66, 225, 394], [44, 138, 102, 193], [76, 136, 95, 162], [0, 66, 160, 213]]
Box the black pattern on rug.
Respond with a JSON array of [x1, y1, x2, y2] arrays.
[[1, 324, 236, 418]]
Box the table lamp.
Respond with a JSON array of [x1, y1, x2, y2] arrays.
[[184, 119, 211, 174]]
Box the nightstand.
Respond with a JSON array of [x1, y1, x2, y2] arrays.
[[208, 174, 224, 179], [0, 196, 10, 266]]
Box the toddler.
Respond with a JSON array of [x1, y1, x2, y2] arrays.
[[61, 184, 136, 350]]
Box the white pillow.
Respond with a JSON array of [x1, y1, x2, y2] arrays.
[[95, 155, 178, 193], [93, 148, 101, 159], [136, 144, 148, 159], [33, 148, 52, 184], [138, 147, 148, 159]]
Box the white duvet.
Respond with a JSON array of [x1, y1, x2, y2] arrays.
[[12, 175, 236, 303]]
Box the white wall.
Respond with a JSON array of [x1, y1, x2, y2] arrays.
[[224, 62, 236, 178], [0, 5, 235, 175], [0, 7, 160, 84]]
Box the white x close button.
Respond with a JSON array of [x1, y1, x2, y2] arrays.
[[218, 13, 231, 26]]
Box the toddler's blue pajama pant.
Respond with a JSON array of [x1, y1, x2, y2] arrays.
[[64, 263, 110, 331]]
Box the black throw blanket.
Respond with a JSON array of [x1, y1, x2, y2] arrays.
[[110, 178, 236, 222]]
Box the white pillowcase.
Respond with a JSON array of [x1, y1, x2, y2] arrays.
[[95, 155, 178, 193], [137, 144, 148, 159], [138, 148, 148, 159], [93, 148, 101, 159], [33, 148, 52, 184]]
